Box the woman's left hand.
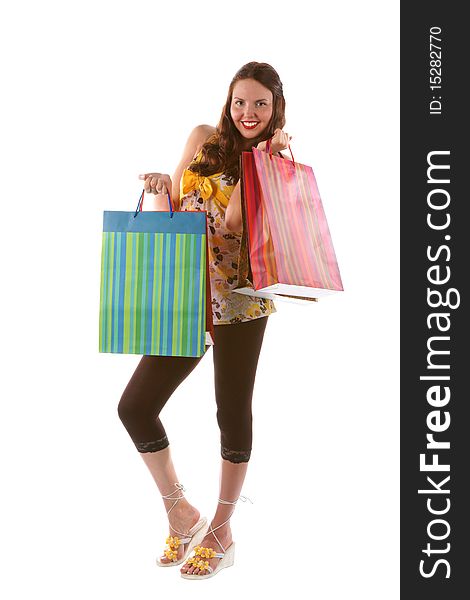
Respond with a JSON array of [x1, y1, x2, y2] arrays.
[[257, 128, 292, 154]]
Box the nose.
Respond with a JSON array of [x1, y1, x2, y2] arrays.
[[243, 104, 257, 118]]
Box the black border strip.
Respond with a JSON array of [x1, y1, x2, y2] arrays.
[[401, 3, 468, 597]]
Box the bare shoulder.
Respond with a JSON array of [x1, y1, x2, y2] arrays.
[[171, 125, 217, 204], [180, 124, 216, 160], [191, 124, 217, 146], [196, 123, 217, 136]]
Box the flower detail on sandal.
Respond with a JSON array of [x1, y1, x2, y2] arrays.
[[164, 548, 178, 562], [156, 483, 208, 568], [181, 495, 252, 579], [166, 536, 181, 550], [193, 546, 218, 559], [186, 557, 210, 571], [163, 536, 182, 562]]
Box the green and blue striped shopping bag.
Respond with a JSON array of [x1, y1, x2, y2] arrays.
[[99, 192, 213, 357]]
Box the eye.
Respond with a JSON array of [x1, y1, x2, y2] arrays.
[[257, 102, 267, 106], [234, 100, 243, 106]]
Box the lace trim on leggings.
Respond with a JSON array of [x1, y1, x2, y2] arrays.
[[221, 446, 251, 463], [135, 435, 169, 453]]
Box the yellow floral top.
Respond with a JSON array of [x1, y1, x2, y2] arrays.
[[179, 150, 276, 325]]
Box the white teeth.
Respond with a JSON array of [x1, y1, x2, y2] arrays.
[[242, 121, 258, 127]]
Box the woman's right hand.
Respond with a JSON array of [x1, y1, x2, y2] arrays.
[[257, 128, 292, 154], [139, 172, 173, 196]]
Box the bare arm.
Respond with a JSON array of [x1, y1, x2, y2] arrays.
[[170, 124, 216, 210], [225, 180, 243, 232], [140, 124, 215, 211]]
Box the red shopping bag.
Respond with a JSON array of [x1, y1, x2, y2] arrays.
[[235, 141, 343, 301]]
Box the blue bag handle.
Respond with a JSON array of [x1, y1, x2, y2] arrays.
[[134, 189, 174, 218]]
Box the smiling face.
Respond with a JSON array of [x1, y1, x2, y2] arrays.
[[230, 78, 274, 145]]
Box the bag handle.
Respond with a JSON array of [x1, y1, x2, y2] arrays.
[[133, 189, 174, 218], [265, 136, 295, 165]]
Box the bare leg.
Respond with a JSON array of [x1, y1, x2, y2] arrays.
[[141, 447, 201, 564], [118, 353, 206, 563], [179, 319, 267, 575], [180, 458, 248, 575]]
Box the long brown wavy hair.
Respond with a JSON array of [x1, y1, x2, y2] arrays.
[[188, 62, 286, 183]]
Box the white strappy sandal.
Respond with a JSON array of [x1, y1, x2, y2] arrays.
[[156, 483, 208, 568], [181, 495, 252, 579]]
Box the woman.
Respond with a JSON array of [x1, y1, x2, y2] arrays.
[[117, 61, 292, 579]]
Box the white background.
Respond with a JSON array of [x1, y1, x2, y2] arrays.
[[0, 1, 399, 598]]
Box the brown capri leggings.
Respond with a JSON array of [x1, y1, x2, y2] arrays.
[[117, 316, 268, 464]]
